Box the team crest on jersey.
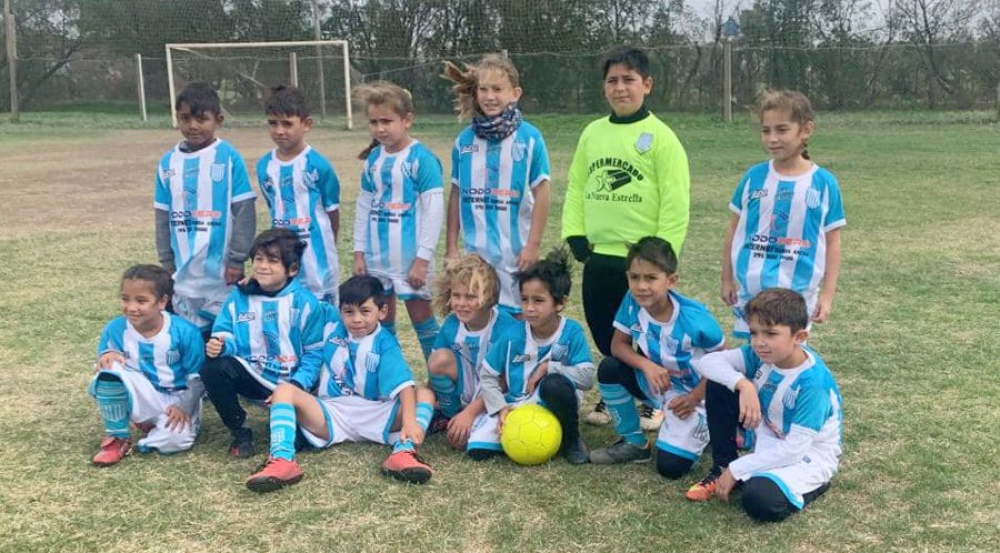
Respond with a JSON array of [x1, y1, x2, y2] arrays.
[[782, 387, 799, 410], [550, 343, 568, 363], [662, 335, 679, 353], [165, 350, 180, 365], [635, 132, 654, 154], [805, 187, 822, 209], [364, 353, 380, 373], [263, 310, 277, 322], [511, 141, 527, 162], [400, 161, 413, 177], [210, 162, 226, 182], [460, 144, 479, 154], [237, 312, 255, 323], [303, 169, 319, 186]]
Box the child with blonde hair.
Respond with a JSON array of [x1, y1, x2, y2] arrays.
[[352, 81, 443, 361], [442, 55, 551, 315], [426, 254, 519, 450]]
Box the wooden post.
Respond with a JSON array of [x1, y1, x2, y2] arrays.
[[724, 38, 733, 123], [136, 53, 147, 122], [4, 0, 18, 122]]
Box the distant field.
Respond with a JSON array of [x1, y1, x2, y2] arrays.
[[0, 111, 997, 553]]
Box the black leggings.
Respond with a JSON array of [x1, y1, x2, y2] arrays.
[[706, 380, 830, 522], [582, 253, 630, 357], [599, 356, 696, 479], [200, 356, 271, 432]]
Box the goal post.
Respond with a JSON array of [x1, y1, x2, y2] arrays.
[[165, 40, 353, 129]]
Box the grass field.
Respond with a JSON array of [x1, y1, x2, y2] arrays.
[[0, 110, 998, 553]]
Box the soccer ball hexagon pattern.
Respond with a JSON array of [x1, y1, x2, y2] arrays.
[[500, 404, 563, 466]]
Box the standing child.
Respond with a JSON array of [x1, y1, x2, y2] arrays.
[[200, 228, 328, 458], [155, 81, 256, 334], [426, 254, 520, 450], [352, 81, 443, 361], [560, 46, 691, 429], [688, 289, 843, 523], [469, 249, 594, 464], [588, 237, 725, 479], [257, 85, 342, 303], [244, 275, 437, 492], [442, 55, 552, 315], [722, 89, 845, 339], [89, 265, 206, 466]]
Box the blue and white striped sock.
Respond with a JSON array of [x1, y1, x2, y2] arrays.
[[268, 403, 297, 461], [413, 318, 440, 362], [600, 383, 645, 446], [392, 401, 434, 454], [428, 373, 460, 418], [95, 378, 131, 439]]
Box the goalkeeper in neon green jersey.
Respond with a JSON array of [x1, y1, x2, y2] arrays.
[[560, 46, 691, 426]]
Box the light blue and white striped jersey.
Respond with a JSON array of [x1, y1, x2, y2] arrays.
[[318, 324, 414, 401], [450, 122, 550, 271], [729, 161, 846, 317], [612, 290, 725, 396], [97, 312, 205, 393], [355, 140, 444, 279], [154, 138, 255, 301], [432, 307, 520, 404], [482, 316, 594, 404], [211, 279, 325, 390], [732, 344, 843, 477], [257, 146, 341, 299]]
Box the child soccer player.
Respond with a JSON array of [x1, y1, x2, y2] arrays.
[[722, 89, 845, 339], [257, 85, 342, 303], [442, 55, 552, 315], [687, 288, 843, 523], [589, 237, 724, 478], [561, 46, 690, 429], [352, 81, 443, 361], [155, 81, 256, 334], [245, 275, 436, 492], [469, 248, 594, 464], [89, 265, 206, 466], [200, 228, 327, 458], [426, 254, 519, 450]]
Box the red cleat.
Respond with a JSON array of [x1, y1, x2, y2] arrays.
[[381, 450, 433, 484], [245, 457, 303, 493], [92, 436, 132, 467]]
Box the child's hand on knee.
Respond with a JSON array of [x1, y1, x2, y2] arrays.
[[97, 351, 125, 371]]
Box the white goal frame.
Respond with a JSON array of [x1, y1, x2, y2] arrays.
[[165, 40, 353, 129]]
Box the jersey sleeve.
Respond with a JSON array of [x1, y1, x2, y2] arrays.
[[290, 298, 326, 390], [177, 321, 207, 381], [528, 130, 551, 188], [432, 315, 459, 351], [255, 156, 275, 212], [695, 346, 750, 390], [692, 307, 726, 352], [414, 147, 444, 193], [611, 292, 636, 335], [654, 129, 690, 255], [376, 337, 416, 399], [154, 155, 172, 211], [729, 171, 752, 214], [480, 334, 513, 414], [549, 322, 596, 391], [450, 139, 461, 187], [211, 290, 238, 356], [789, 379, 832, 434], [96, 319, 125, 358], [230, 150, 256, 203], [318, 155, 341, 212], [560, 128, 590, 239], [822, 174, 846, 232]]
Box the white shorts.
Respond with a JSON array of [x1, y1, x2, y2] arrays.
[[369, 270, 432, 301], [173, 293, 226, 331], [495, 267, 521, 314], [301, 395, 401, 448], [466, 393, 538, 452], [650, 390, 709, 462], [89, 366, 201, 454]]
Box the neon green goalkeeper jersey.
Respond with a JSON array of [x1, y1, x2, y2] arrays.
[[561, 110, 690, 258]]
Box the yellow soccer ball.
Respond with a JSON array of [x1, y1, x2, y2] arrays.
[[500, 404, 563, 466]]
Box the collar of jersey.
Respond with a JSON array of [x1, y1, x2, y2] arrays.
[[609, 104, 651, 125]]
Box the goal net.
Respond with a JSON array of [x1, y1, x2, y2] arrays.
[[165, 40, 353, 129]]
